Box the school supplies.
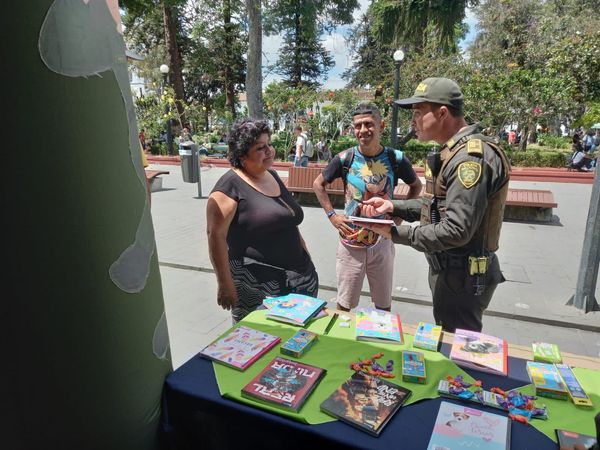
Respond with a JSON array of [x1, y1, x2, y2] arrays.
[[355, 308, 404, 344], [532, 342, 562, 364], [402, 351, 426, 384], [265, 294, 327, 326], [526, 361, 569, 400], [413, 322, 442, 351], [555, 363, 593, 407], [450, 329, 508, 376], [280, 329, 318, 358]]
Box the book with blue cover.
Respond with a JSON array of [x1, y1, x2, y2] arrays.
[[427, 401, 511, 450], [280, 329, 318, 358], [526, 361, 569, 400], [265, 294, 326, 326], [413, 322, 442, 351]]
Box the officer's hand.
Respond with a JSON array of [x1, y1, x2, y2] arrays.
[[361, 197, 393, 217], [359, 223, 393, 240], [330, 214, 355, 236]]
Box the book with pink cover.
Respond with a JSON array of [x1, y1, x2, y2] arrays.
[[450, 329, 508, 376], [427, 401, 510, 450], [355, 307, 404, 344], [200, 325, 280, 371]]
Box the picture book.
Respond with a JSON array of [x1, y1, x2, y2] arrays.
[[265, 294, 327, 326], [532, 342, 562, 364], [556, 429, 597, 449], [449, 329, 508, 376], [320, 372, 412, 436], [427, 402, 511, 450], [199, 326, 280, 371], [413, 322, 442, 351], [280, 329, 318, 358], [263, 295, 327, 320], [241, 356, 326, 412], [402, 351, 426, 384], [526, 361, 569, 400], [348, 216, 395, 225], [355, 308, 404, 344]]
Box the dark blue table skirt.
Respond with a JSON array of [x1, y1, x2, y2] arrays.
[[162, 344, 556, 450]]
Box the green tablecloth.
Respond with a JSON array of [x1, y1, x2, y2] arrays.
[[212, 310, 474, 424]]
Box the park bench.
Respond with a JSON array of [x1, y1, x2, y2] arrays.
[[145, 169, 170, 192], [286, 166, 557, 222]]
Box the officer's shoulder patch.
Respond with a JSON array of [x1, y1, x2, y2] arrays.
[[457, 161, 482, 189], [467, 139, 483, 156]]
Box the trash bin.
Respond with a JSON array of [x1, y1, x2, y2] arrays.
[[179, 141, 199, 183]]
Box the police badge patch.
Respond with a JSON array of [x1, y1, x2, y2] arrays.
[[457, 161, 482, 188]]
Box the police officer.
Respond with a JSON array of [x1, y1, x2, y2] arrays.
[[359, 78, 510, 333]]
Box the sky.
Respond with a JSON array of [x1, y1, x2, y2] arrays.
[[262, 2, 479, 90]]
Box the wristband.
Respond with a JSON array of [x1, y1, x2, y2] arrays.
[[326, 210, 337, 219]]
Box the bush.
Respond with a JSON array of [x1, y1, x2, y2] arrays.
[[329, 135, 358, 155], [400, 140, 434, 165], [537, 134, 571, 149], [271, 130, 294, 160], [505, 149, 568, 167]]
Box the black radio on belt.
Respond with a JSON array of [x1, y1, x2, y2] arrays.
[[427, 146, 441, 177]]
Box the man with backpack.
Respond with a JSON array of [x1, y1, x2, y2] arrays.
[[313, 102, 422, 312], [294, 126, 314, 167]]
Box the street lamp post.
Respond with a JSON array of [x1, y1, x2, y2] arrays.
[[390, 49, 405, 148], [159, 64, 173, 155]]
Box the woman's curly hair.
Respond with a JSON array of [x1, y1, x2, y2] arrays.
[[227, 118, 271, 169]]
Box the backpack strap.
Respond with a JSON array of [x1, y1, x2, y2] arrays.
[[339, 147, 356, 188], [385, 147, 404, 187]]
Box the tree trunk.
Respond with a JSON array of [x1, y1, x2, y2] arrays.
[[245, 0, 263, 118], [223, 0, 236, 118], [7, 1, 171, 448], [519, 125, 529, 151], [162, 1, 186, 118], [292, 12, 302, 87]]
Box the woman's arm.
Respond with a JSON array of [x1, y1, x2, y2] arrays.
[[207, 191, 238, 311]]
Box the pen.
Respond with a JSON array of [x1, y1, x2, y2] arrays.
[[323, 313, 339, 335]]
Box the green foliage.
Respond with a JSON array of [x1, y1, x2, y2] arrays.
[[329, 135, 358, 155], [536, 134, 571, 150], [505, 149, 569, 168], [578, 101, 600, 129], [271, 130, 295, 160]]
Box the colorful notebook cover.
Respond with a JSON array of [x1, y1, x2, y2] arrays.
[[355, 308, 404, 344], [265, 294, 326, 326], [556, 429, 597, 449], [532, 342, 562, 364], [526, 361, 569, 400], [320, 372, 412, 436], [263, 295, 327, 319], [241, 356, 326, 412], [450, 329, 508, 376], [413, 322, 442, 351], [199, 325, 280, 371], [280, 329, 318, 358], [427, 402, 511, 450]]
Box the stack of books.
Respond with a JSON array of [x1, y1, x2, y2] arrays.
[[265, 294, 327, 327], [355, 307, 404, 344], [449, 329, 508, 376]]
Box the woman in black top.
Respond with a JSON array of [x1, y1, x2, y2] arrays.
[[207, 119, 318, 322]]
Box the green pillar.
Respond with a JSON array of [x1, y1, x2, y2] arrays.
[[5, 1, 172, 448]]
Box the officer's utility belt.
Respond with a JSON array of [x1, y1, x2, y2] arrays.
[[426, 252, 490, 275]]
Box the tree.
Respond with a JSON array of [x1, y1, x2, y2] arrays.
[[264, 0, 358, 87], [245, 0, 264, 118]]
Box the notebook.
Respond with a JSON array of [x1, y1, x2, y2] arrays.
[[355, 307, 404, 344], [450, 329, 508, 376], [265, 294, 327, 326]]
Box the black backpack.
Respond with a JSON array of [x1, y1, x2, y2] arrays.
[[339, 146, 404, 188]]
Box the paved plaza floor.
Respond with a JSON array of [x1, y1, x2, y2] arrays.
[[148, 163, 600, 368]]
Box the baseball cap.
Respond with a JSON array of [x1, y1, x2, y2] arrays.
[[395, 77, 463, 110]]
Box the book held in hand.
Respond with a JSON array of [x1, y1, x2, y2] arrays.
[[355, 307, 404, 344], [320, 372, 412, 436], [449, 329, 508, 376], [199, 325, 280, 371], [241, 356, 326, 412], [348, 216, 395, 225], [427, 401, 511, 450], [265, 294, 327, 326], [556, 429, 597, 449], [413, 322, 442, 351]]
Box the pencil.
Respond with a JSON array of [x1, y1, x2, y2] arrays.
[[323, 313, 339, 335]]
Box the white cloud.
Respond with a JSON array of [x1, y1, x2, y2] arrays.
[[322, 75, 348, 90]]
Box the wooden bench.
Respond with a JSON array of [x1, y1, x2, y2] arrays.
[[145, 169, 170, 192], [286, 167, 557, 222], [394, 185, 557, 222]]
